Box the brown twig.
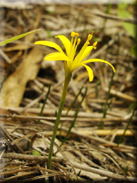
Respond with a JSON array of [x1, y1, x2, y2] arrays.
[[70, 161, 137, 182], [2, 152, 64, 162]]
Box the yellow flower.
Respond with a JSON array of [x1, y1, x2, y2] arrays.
[[34, 31, 115, 82]]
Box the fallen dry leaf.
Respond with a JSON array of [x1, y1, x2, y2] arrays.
[[0, 47, 43, 107]]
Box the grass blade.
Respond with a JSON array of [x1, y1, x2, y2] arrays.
[[37, 84, 51, 124], [0, 29, 41, 46]]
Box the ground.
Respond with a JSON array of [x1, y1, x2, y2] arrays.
[[0, 1, 137, 183]]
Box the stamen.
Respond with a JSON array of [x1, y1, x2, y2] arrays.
[[93, 41, 98, 49], [75, 33, 79, 37], [88, 34, 92, 41], [87, 31, 94, 41], [77, 38, 81, 46], [73, 36, 77, 46], [71, 38, 81, 61], [87, 41, 90, 45], [71, 31, 76, 38], [69, 32, 79, 60], [88, 34, 94, 41]]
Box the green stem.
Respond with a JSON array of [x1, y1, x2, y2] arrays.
[[47, 72, 71, 170]]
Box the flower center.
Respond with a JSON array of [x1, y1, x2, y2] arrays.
[[73, 31, 94, 64], [69, 32, 81, 61]]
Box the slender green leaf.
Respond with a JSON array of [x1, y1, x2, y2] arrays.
[[117, 102, 136, 145], [0, 29, 41, 46], [125, 166, 129, 175], [37, 84, 51, 124], [101, 33, 119, 128], [95, 80, 101, 98], [66, 86, 84, 116], [131, 44, 137, 57]]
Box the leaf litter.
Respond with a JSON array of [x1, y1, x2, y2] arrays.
[[0, 2, 136, 183]]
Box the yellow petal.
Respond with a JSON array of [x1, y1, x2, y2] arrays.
[[82, 64, 94, 82], [71, 63, 94, 82], [44, 52, 71, 62], [55, 35, 71, 56], [34, 41, 63, 53], [82, 59, 115, 73], [73, 38, 90, 63], [75, 46, 93, 63]]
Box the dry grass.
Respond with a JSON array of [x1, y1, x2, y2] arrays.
[[0, 2, 136, 183]]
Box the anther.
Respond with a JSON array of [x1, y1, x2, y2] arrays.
[[88, 34, 93, 41], [71, 31, 76, 37], [77, 38, 81, 45], [75, 33, 79, 37], [93, 41, 97, 49]]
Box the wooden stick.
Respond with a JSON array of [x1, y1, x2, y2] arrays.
[[2, 152, 64, 162], [70, 161, 137, 182]]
